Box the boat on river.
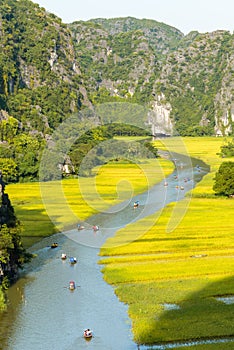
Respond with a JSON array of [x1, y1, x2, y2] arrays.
[[77, 224, 85, 230], [61, 253, 67, 260], [69, 257, 77, 264], [69, 280, 76, 290], [133, 201, 139, 208], [92, 225, 99, 231], [51, 242, 58, 249], [83, 329, 92, 339]]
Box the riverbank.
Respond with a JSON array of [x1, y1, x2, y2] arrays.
[[6, 158, 174, 248], [0, 155, 173, 314], [0, 153, 179, 350], [99, 137, 234, 348]]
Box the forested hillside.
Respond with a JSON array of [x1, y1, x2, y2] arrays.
[[0, 0, 233, 183], [70, 18, 234, 137]]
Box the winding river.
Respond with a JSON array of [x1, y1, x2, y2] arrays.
[[0, 154, 209, 350]]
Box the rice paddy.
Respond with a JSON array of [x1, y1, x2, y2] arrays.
[[5, 136, 234, 348], [99, 137, 234, 348], [6, 157, 173, 247]]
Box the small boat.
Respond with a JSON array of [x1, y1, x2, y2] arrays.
[[69, 257, 77, 264], [164, 182, 168, 187], [69, 280, 76, 290], [61, 253, 67, 260], [92, 225, 99, 231], [133, 201, 139, 208], [77, 224, 84, 230], [51, 243, 58, 249], [83, 329, 92, 339]]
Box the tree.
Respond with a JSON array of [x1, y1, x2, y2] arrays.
[[0, 158, 18, 182], [213, 161, 234, 196], [219, 139, 234, 158]]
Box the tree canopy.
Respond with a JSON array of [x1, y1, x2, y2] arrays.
[[213, 161, 234, 196]]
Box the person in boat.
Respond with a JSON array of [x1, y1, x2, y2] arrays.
[[77, 224, 84, 230], [69, 257, 77, 264], [51, 242, 58, 248], [69, 281, 76, 290], [133, 201, 139, 208], [84, 329, 92, 337], [92, 225, 99, 231]]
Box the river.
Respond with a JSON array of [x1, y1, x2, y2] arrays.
[[0, 154, 209, 350]]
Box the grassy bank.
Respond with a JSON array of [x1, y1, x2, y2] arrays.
[[6, 158, 173, 248], [99, 137, 234, 348]]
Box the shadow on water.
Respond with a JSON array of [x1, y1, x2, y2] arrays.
[[139, 276, 234, 349]]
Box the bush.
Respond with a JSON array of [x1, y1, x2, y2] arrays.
[[213, 161, 234, 196]]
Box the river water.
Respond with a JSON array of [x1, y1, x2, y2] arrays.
[[0, 154, 209, 350]]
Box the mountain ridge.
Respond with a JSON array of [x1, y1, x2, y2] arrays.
[[0, 0, 233, 182]]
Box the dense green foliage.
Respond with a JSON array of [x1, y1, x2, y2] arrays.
[[70, 21, 234, 137], [0, 126, 45, 182], [0, 0, 233, 187], [70, 21, 160, 104], [69, 126, 157, 176], [213, 161, 234, 196], [0, 176, 32, 309], [90, 17, 184, 54], [0, 0, 81, 132], [219, 138, 234, 157]]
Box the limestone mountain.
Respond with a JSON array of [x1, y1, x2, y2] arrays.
[[0, 0, 233, 155], [0, 0, 89, 135], [69, 18, 234, 136]]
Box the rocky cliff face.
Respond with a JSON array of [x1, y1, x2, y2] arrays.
[[148, 95, 173, 136], [0, 0, 90, 134], [70, 21, 234, 136]]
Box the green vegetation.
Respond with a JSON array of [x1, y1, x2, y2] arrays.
[[219, 138, 234, 157], [70, 18, 234, 137], [7, 157, 173, 247], [0, 0, 233, 192], [213, 161, 234, 196], [0, 0, 79, 132], [99, 137, 234, 347], [0, 179, 31, 310]]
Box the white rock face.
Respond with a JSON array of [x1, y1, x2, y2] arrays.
[[148, 95, 173, 136], [48, 51, 58, 68], [215, 106, 234, 136]]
